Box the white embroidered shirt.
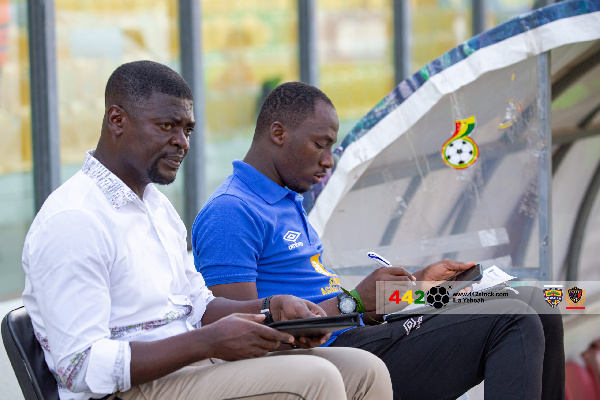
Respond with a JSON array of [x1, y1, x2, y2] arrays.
[[22, 150, 215, 400]]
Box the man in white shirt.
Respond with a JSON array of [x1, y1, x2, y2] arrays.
[[21, 60, 393, 400]]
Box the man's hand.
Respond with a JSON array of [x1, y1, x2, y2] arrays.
[[270, 294, 327, 321], [201, 313, 295, 361], [130, 313, 295, 385], [413, 259, 476, 292], [269, 295, 331, 348], [355, 267, 416, 312], [200, 295, 330, 349]]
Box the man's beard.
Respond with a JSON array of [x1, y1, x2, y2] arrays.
[[148, 156, 176, 185]]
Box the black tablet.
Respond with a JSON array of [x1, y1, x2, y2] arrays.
[[267, 313, 360, 338]]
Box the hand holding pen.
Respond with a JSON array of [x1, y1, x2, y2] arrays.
[[367, 252, 416, 285], [351, 251, 418, 312]]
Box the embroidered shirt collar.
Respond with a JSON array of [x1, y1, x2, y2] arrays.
[[232, 160, 301, 205], [81, 150, 139, 209]]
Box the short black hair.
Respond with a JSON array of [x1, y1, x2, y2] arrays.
[[105, 60, 193, 112], [254, 81, 334, 139]]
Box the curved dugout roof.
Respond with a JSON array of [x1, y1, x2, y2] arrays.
[[304, 0, 600, 283]]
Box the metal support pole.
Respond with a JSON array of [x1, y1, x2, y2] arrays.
[[298, 0, 318, 87], [179, 0, 206, 249], [471, 0, 486, 36], [27, 0, 60, 212], [537, 52, 552, 281], [393, 0, 411, 85]]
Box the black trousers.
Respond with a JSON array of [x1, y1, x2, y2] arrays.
[[330, 286, 564, 400]]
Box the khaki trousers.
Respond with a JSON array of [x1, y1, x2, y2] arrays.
[[113, 347, 392, 400]]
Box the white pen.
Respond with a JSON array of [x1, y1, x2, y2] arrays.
[[367, 252, 416, 285]]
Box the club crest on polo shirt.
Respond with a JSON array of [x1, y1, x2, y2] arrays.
[[310, 254, 337, 277], [283, 230, 303, 250]]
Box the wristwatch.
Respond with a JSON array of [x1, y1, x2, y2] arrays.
[[261, 295, 274, 325], [337, 291, 357, 314]]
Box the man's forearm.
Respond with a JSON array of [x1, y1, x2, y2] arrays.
[[201, 297, 262, 325], [128, 298, 259, 387], [127, 295, 273, 387], [210, 281, 341, 318], [317, 297, 341, 316], [129, 328, 214, 386], [131, 311, 296, 387]]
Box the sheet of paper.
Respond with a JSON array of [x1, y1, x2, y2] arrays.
[[470, 265, 516, 293]]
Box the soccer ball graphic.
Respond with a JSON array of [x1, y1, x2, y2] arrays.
[[441, 116, 479, 169], [426, 285, 450, 309], [443, 138, 477, 168]]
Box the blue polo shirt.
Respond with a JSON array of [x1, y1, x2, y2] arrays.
[[192, 160, 342, 306]]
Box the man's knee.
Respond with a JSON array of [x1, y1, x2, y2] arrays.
[[513, 311, 545, 337], [297, 355, 344, 380], [275, 347, 393, 399], [496, 301, 546, 354], [280, 355, 347, 398], [343, 347, 391, 379], [324, 347, 393, 399]]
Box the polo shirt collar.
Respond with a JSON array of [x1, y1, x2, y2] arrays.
[[232, 160, 301, 205], [82, 150, 139, 209]]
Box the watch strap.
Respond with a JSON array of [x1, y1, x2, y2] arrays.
[[261, 295, 274, 325]]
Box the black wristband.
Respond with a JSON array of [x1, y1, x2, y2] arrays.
[[261, 295, 274, 325]]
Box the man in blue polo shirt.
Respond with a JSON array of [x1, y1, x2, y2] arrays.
[[192, 82, 564, 400], [194, 159, 339, 304], [194, 158, 352, 345]]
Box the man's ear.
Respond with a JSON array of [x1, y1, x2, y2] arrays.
[[269, 121, 286, 146], [106, 105, 126, 136]]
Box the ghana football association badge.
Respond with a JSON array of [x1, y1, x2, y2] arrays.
[[543, 285, 563, 308], [442, 116, 479, 169], [566, 286, 586, 309]]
